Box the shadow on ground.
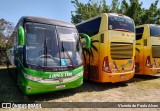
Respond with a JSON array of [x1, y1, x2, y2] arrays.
[[0, 67, 160, 102], [127, 74, 160, 83]]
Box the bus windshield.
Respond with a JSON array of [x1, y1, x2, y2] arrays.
[[108, 15, 135, 33], [25, 22, 82, 68], [56, 26, 82, 67], [150, 25, 160, 37]]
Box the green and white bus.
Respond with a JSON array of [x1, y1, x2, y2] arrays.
[[6, 16, 90, 95]]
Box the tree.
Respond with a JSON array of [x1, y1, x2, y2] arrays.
[[0, 18, 14, 37], [0, 18, 14, 64], [71, 0, 110, 24], [121, 0, 145, 25], [121, 0, 160, 25], [0, 32, 6, 49], [71, 0, 160, 25], [110, 0, 120, 13], [141, 0, 160, 24], [0, 18, 14, 46]]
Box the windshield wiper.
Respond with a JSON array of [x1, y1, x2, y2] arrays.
[[44, 38, 48, 68], [61, 41, 74, 68]]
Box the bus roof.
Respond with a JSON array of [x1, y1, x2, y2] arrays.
[[108, 13, 132, 19], [76, 13, 133, 26], [19, 16, 75, 28]]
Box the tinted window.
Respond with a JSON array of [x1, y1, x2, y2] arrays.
[[76, 17, 101, 36], [56, 26, 82, 66], [25, 22, 82, 68], [150, 25, 160, 36], [25, 22, 60, 67], [136, 27, 144, 40], [108, 15, 135, 32]]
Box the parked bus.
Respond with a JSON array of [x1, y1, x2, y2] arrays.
[[135, 24, 160, 75], [6, 16, 90, 95], [76, 13, 135, 83]]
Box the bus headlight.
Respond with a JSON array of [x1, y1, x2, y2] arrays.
[[24, 73, 43, 81]]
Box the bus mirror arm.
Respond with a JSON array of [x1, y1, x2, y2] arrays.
[[79, 33, 91, 48], [18, 26, 25, 46]]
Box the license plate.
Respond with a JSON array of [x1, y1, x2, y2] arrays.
[[56, 84, 65, 89], [120, 75, 126, 78], [157, 69, 160, 73]]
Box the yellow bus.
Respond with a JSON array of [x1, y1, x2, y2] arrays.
[[135, 24, 160, 75], [76, 13, 135, 83]]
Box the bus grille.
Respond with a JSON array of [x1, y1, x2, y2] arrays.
[[152, 45, 160, 58], [110, 42, 133, 60]]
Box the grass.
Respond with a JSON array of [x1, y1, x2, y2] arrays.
[[0, 67, 160, 104]]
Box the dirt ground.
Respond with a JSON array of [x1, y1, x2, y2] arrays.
[[0, 67, 160, 110]]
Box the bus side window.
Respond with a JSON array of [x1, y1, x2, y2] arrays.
[[136, 27, 144, 40], [76, 17, 101, 36]]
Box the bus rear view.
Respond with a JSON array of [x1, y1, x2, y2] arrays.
[[76, 13, 135, 83], [6, 16, 90, 95], [135, 24, 160, 75]]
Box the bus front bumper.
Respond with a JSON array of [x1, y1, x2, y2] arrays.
[[18, 75, 83, 95]]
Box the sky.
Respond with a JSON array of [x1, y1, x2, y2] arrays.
[[0, 0, 160, 26]]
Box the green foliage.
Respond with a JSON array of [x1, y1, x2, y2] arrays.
[[0, 18, 14, 37], [141, 0, 160, 24], [121, 0, 144, 25], [71, 0, 160, 25], [0, 18, 14, 48], [110, 0, 120, 13], [71, 0, 110, 24], [0, 18, 14, 64], [121, 0, 160, 25], [0, 32, 6, 49]]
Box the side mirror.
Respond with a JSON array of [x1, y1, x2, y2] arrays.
[[79, 33, 91, 48], [18, 26, 25, 46]]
